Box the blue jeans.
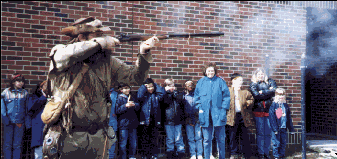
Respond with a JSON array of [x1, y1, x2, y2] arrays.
[[119, 129, 137, 159], [202, 125, 226, 159], [108, 131, 117, 159], [186, 123, 203, 157], [34, 146, 43, 159], [3, 123, 25, 159], [165, 124, 185, 153], [271, 128, 287, 158], [255, 117, 272, 156]]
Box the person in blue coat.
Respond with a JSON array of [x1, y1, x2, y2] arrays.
[[1, 73, 29, 159], [269, 88, 295, 159], [183, 80, 203, 159], [108, 87, 118, 159], [137, 78, 165, 159], [27, 81, 48, 159], [116, 83, 140, 159], [194, 63, 231, 159]]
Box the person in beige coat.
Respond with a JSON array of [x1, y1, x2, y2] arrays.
[[42, 17, 160, 159], [226, 73, 255, 159]]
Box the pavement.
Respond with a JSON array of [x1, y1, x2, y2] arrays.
[[306, 140, 337, 159]]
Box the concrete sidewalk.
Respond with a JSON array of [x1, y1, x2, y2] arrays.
[[307, 140, 337, 158]]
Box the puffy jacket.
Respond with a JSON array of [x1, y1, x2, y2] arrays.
[[137, 83, 165, 126], [1, 88, 29, 125], [162, 90, 185, 125], [28, 94, 47, 148], [108, 88, 118, 131], [269, 102, 295, 133], [194, 76, 231, 127], [116, 93, 140, 129], [183, 90, 199, 125], [249, 79, 277, 115]]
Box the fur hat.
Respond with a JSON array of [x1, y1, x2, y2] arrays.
[[61, 17, 111, 37]]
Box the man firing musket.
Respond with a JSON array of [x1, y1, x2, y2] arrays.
[[41, 16, 224, 159], [41, 17, 159, 159]]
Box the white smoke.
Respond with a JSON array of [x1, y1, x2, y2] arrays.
[[307, 7, 337, 76]]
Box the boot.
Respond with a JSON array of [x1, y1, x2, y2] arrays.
[[258, 154, 265, 159], [177, 152, 185, 159], [264, 154, 271, 159], [166, 152, 174, 159]]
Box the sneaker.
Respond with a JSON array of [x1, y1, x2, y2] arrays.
[[264, 154, 271, 159], [190, 155, 196, 159], [231, 154, 240, 159], [210, 155, 215, 159], [197, 156, 203, 159]]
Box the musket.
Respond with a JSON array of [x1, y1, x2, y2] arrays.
[[115, 32, 225, 42]]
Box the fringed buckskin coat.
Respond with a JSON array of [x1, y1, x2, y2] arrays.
[[46, 38, 152, 159], [226, 87, 255, 128]]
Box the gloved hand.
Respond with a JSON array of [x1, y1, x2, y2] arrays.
[[140, 36, 159, 54], [92, 36, 120, 49]]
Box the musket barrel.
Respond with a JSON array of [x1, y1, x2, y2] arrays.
[[168, 32, 224, 38], [116, 32, 224, 42]]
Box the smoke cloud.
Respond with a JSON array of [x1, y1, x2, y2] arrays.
[[306, 7, 337, 77]]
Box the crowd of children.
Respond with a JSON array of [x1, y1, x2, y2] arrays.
[[2, 65, 295, 159]]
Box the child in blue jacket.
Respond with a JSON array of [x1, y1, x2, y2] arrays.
[[137, 78, 165, 159], [116, 83, 140, 159], [183, 80, 203, 159], [269, 88, 295, 159], [1, 73, 29, 159]]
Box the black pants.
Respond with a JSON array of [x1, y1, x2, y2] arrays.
[[226, 113, 251, 157], [139, 124, 160, 157], [22, 128, 32, 159]]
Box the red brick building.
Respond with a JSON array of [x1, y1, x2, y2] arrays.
[[1, 1, 336, 158]]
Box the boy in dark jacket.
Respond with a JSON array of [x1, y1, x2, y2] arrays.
[[269, 88, 295, 159], [137, 78, 165, 159], [116, 83, 140, 159], [162, 79, 186, 159]]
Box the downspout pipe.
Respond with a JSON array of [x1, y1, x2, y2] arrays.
[[300, 53, 307, 159]]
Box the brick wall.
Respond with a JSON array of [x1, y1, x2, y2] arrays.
[[2, 1, 336, 156], [1, 0, 308, 128]]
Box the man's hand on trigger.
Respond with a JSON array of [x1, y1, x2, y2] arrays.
[[140, 36, 159, 54], [105, 36, 120, 48]]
